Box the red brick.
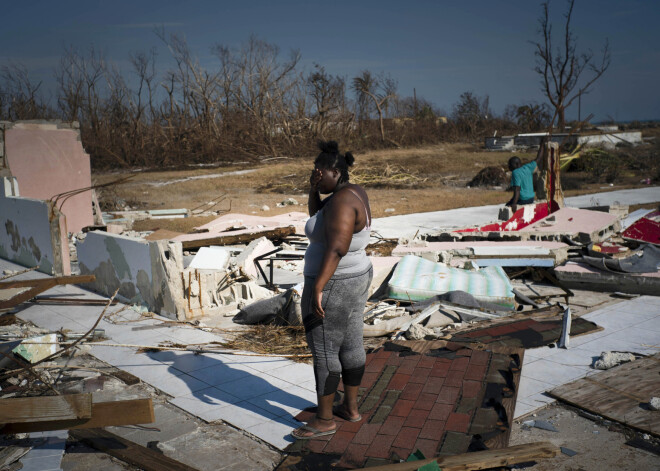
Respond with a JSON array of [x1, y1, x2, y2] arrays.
[[428, 403, 453, 421], [339, 418, 364, 433], [461, 380, 483, 399], [446, 412, 471, 433], [430, 361, 450, 378], [389, 447, 412, 462], [324, 430, 354, 454], [361, 372, 379, 389], [464, 363, 488, 381], [443, 370, 465, 387], [390, 399, 415, 417], [385, 353, 404, 366], [375, 348, 392, 359], [397, 357, 420, 375], [530, 321, 558, 332], [365, 352, 374, 366], [449, 356, 470, 372], [403, 408, 428, 428], [456, 348, 472, 357], [353, 423, 382, 445], [365, 434, 396, 459], [365, 358, 387, 373], [470, 350, 491, 366], [305, 438, 329, 453], [414, 392, 437, 411], [419, 419, 446, 440], [337, 443, 369, 469], [436, 386, 460, 404], [414, 438, 440, 458], [380, 415, 406, 436], [486, 324, 519, 336], [294, 409, 315, 423], [400, 382, 424, 401], [388, 373, 412, 391], [392, 426, 420, 450], [409, 367, 432, 383], [421, 376, 445, 395], [418, 355, 437, 368]]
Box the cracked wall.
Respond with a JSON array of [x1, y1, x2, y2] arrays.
[[77, 231, 186, 319], [0, 177, 70, 275]]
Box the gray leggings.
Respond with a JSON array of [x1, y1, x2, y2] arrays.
[[302, 266, 373, 396]]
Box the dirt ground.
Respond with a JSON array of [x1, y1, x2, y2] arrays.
[[93, 142, 659, 234]]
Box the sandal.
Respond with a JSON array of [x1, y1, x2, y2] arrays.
[[333, 405, 362, 423], [291, 423, 337, 440]]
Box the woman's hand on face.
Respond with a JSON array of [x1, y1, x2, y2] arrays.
[[312, 290, 325, 319], [310, 168, 322, 192]]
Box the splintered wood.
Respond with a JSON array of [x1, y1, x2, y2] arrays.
[[549, 353, 660, 437]]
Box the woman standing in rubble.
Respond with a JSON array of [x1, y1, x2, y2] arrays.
[[292, 141, 373, 439]]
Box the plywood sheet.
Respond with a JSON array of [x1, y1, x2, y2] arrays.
[[549, 354, 660, 436]]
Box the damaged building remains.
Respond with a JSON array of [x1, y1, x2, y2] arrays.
[[1, 120, 659, 470]]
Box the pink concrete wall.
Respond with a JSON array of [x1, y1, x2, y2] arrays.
[[5, 124, 93, 233]]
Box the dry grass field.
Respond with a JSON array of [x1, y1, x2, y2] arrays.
[[93, 143, 659, 233]]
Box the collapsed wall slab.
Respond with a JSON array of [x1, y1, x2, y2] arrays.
[[0, 177, 70, 275], [2, 121, 94, 233], [77, 231, 186, 319]]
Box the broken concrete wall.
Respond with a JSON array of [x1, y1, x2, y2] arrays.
[[2, 121, 94, 233], [0, 177, 70, 275], [77, 231, 186, 319]]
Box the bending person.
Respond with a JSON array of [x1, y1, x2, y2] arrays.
[[506, 138, 547, 213], [292, 140, 373, 440]]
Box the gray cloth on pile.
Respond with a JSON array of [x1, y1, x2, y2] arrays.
[[404, 290, 511, 322], [582, 244, 660, 273], [233, 288, 299, 326]]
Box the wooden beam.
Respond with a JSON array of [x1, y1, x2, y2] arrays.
[[356, 442, 560, 471], [71, 428, 198, 471], [180, 226, 295, 250], [0, 393, 92, 423], [0, 398, 154, 433], [0, 275, 96, 310]]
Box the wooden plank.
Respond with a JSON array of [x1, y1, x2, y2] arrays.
[[549, 354, 660, 436], [0, 279, 57, 310], [0, 398, 154, 433], [71, 428, 198, 471], [0, 274, 96, 290], [0, 393, 92, 423], [180, 226, 295, 250], [357, 441, 560, 471]]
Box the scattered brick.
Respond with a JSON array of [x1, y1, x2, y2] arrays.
[[470, 350, 491, 366], [353, 423, 382, 445], [375, 348, 392, 359], [436, 386, 460, 404], [385, 354, 404, 366], [392, 426, 421, 449], [428, 403, 453, 421], [337, 443, 369, 469], [464, 363, 488, 381], [417, 355, 437, 368], [446, 412, 471, 433], [365, 358, 387, 374], [380, 415, 405, 436], [456, 348, 472, 357], [390, 399, 415, 417], [461, 380, 483, 399], [304, 438, 328, 454], [419, 419, 446, 440], [430, 361, 450, 378], [449, 356, 469, 372], [486, 323, 519, 336], [403, 408, 428, 428], [443, 369, 465, 387], [324, 430, 355, 454], [365, 434, 396, 459], [397, 359, 420, 375]]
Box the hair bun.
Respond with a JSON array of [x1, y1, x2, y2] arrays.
[[344, 151, 355, 166], [318, 140, 339, 154]]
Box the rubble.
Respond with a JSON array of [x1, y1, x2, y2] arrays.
[[593, 351, 636, 370]]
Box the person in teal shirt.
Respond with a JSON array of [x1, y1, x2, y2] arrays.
[[506, 141, 546, 213]]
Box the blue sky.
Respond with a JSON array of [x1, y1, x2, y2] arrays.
[[2, 0, 658, 121]]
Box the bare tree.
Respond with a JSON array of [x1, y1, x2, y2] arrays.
[[352, 70, 397, 142], [533, 0, 610, 130], [0, 63, 51, 120], [452, 91, 491, 138], [307, 64, 345, 138]]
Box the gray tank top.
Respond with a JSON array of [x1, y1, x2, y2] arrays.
[[303, 192, 372, 278]]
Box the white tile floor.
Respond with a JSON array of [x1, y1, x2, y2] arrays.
[[514, 295, 660, 418], [3, 259, 314, 450]]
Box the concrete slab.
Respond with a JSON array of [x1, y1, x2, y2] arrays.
[[555, 261, 660, 295]]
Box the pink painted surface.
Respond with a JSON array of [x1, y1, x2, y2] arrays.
[[5, 125, 93, 233], [456, 202, 550, 233], [392, 240, 567, 256], [174, 211, 308, 242], [519, 207, 618, 234]]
